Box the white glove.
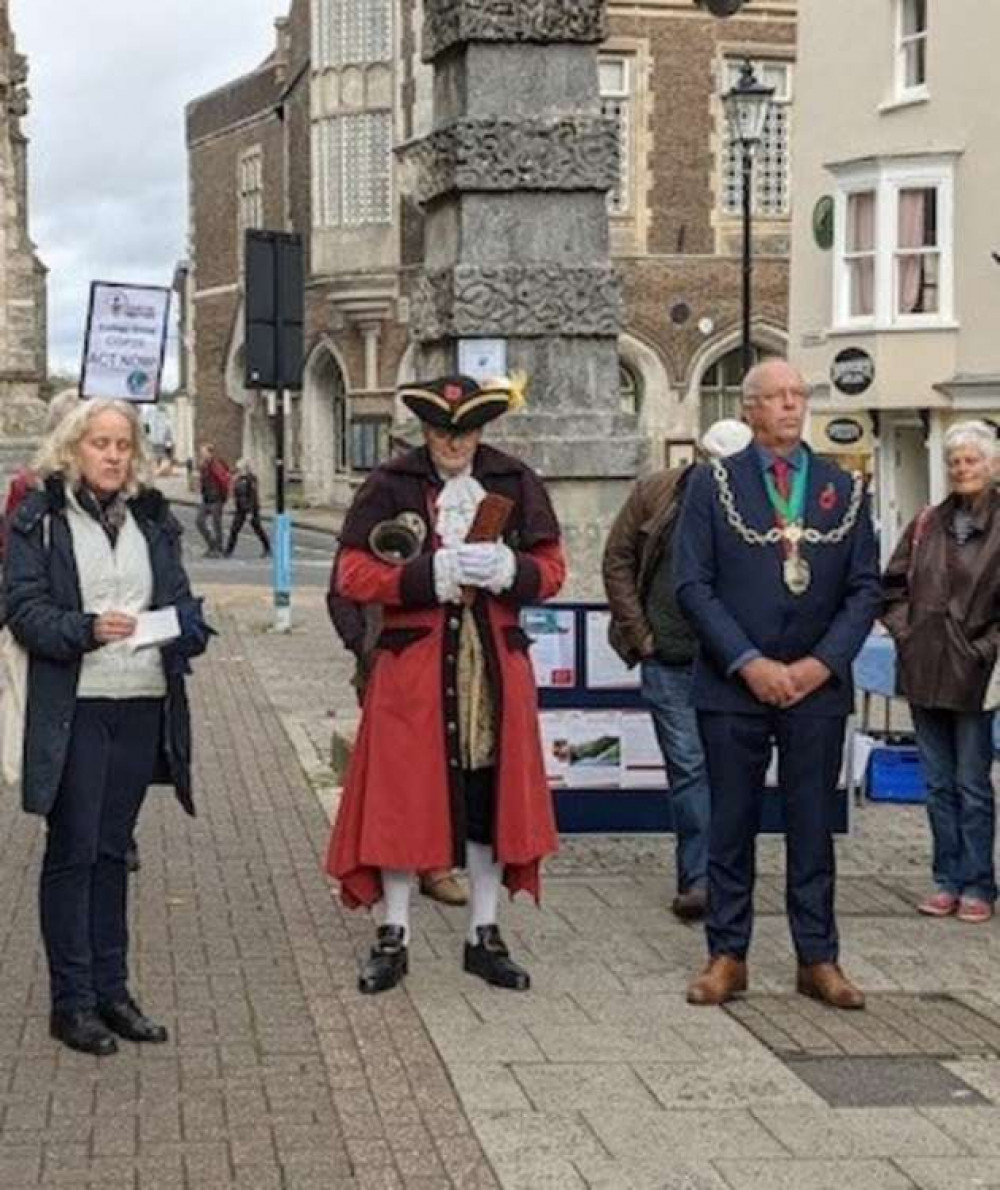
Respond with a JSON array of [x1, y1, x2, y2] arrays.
[[433, 548, 463, 604], [457, 542, 517, 594]]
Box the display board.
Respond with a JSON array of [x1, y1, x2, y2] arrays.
[[522, 602, 850, 835]]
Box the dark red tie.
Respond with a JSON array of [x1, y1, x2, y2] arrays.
[[772, 457, 791, 502]]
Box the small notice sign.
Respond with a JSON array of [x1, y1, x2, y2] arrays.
[[80, 281, 171, 403]]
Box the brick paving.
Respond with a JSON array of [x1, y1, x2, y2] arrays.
[[218, 586, 1000, 1190], [6, 578, 1000, 1189], [0, 597, 497, 1189]]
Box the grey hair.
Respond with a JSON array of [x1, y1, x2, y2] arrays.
[[944, 420, 997, 463], [34, 399, 151, 495], [741, 358, 807, 405]]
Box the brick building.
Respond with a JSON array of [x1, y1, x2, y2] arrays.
[[184, 0, 796, 502]]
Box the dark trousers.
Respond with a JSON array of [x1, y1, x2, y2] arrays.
[[40, 698, 162, 1013], [698, 711, 846, 965], [195, 499, 223, 552], [225, 506, 270, 555]]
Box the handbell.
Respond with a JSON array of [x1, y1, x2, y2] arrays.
[[369, 514, 425, 564]]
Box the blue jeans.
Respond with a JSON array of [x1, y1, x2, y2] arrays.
[[911, 706, 997, 903], [641, 660, 710, 893]]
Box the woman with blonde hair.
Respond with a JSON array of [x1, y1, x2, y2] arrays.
[[3, 399, 211, 1055], [883, 420, 1000, 923]]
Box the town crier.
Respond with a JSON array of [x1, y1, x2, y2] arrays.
[[325, 373, 565, 994]]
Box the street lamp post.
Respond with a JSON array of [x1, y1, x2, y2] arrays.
[[723, 60, 775, 378]]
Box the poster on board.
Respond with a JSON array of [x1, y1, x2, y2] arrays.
[[80, 281, 171, 403], [522, 607, 576, 688], [584, 609, 641, 690]]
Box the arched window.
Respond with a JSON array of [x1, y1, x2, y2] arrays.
[[619, 362, 642, 417], [698, 347, 762, 435]]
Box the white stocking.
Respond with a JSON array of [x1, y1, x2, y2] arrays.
[[379, 869, 413, 943], [466, 842, 502, 945]]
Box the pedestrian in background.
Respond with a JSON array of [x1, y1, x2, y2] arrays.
[[602, 417, 752, 922], [676, 359, 880, 1009], [224, 459, 270, 558], [4, 399, 211, 1056], [882, 420, 1000, 924], [195, 443, 229, 558]]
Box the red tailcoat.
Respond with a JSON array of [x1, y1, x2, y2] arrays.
[[325, 445, 565, 908]]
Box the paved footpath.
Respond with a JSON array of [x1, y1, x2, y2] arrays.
[[0, 591, 497, 1190], [6, 581, 1000, 1189]]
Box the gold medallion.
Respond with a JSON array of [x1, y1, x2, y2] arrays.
[[783, 554, 811, 596]]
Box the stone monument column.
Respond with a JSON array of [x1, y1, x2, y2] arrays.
[[407, 0, 643, 597]]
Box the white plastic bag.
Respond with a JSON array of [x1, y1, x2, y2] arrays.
[[0, 626, 27, 789]]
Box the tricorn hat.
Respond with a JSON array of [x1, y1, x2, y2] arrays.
[[397, 373, 526, 434]]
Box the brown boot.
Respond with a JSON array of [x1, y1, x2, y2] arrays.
[[419, 869, 468, 907], [686, 955, 748, 1006], [796, 962, 865, 1010]]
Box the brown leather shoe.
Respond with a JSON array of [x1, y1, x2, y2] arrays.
[[671, 889, 707, 922], [686, 955, 748, 1006], [419, 870, 468, 907], [796, 962, 865, 1010]]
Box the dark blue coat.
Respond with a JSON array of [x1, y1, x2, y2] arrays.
[[674, 444, 880, 717], [3, 476, 210, 816]]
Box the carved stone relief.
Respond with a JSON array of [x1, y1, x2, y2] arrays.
[[423, 0, 606, 60], [411, 264, 623, 341], [404, 116, 618, 202]]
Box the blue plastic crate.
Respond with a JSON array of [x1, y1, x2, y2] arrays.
[[866, 745, 926, 804]]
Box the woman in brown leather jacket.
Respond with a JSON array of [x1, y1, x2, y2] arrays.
[[882, 420, 1000, 923]]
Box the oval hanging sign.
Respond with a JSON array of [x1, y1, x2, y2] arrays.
[[825, 417, 864, 446], [830, 347, 875, 396]]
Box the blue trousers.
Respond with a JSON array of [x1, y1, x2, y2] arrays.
[[641, 660, 710, 892], [911, 706, 996, 903], [40, 698, 162, 1014], [698, 711, 845, 965]]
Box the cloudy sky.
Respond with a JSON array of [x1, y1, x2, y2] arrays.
[[12, 0, 290, 380]]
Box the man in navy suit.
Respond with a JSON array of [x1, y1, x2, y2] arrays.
[[675, 358, 880, 1009]]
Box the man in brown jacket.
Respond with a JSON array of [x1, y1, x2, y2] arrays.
[[602, 419, 752, 920]]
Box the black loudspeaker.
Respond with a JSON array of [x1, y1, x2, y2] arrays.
[[697, 0, 748, 15], [244, 230, 304, 390]]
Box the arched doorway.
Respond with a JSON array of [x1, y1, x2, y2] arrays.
[[301, 341, 351, 506], [697, 345, 765, 436]]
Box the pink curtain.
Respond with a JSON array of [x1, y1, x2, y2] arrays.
[[898, 190, 926, 314], [849, 193, 875, 316]]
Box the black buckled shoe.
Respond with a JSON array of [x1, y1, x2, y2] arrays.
[[358, 925, 409, 995], [463, 925, 530, 991], [98, 997, 169, 1043], [50, 1009, 118, 1057]]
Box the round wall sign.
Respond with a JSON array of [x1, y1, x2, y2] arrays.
[[813, 196, 835, 251], [825, 417, 864, 446], [830, 347, 875, 396]]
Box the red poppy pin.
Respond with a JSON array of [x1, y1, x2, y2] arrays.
[[819, 483, 838, 512], [444, 383, 464, 404]]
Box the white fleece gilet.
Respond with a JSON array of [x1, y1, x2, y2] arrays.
[[66, 488, 167, 700]]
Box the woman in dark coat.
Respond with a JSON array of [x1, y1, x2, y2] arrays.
[[4, 399, 210, 1055], [883, 420, 1000, 923]]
